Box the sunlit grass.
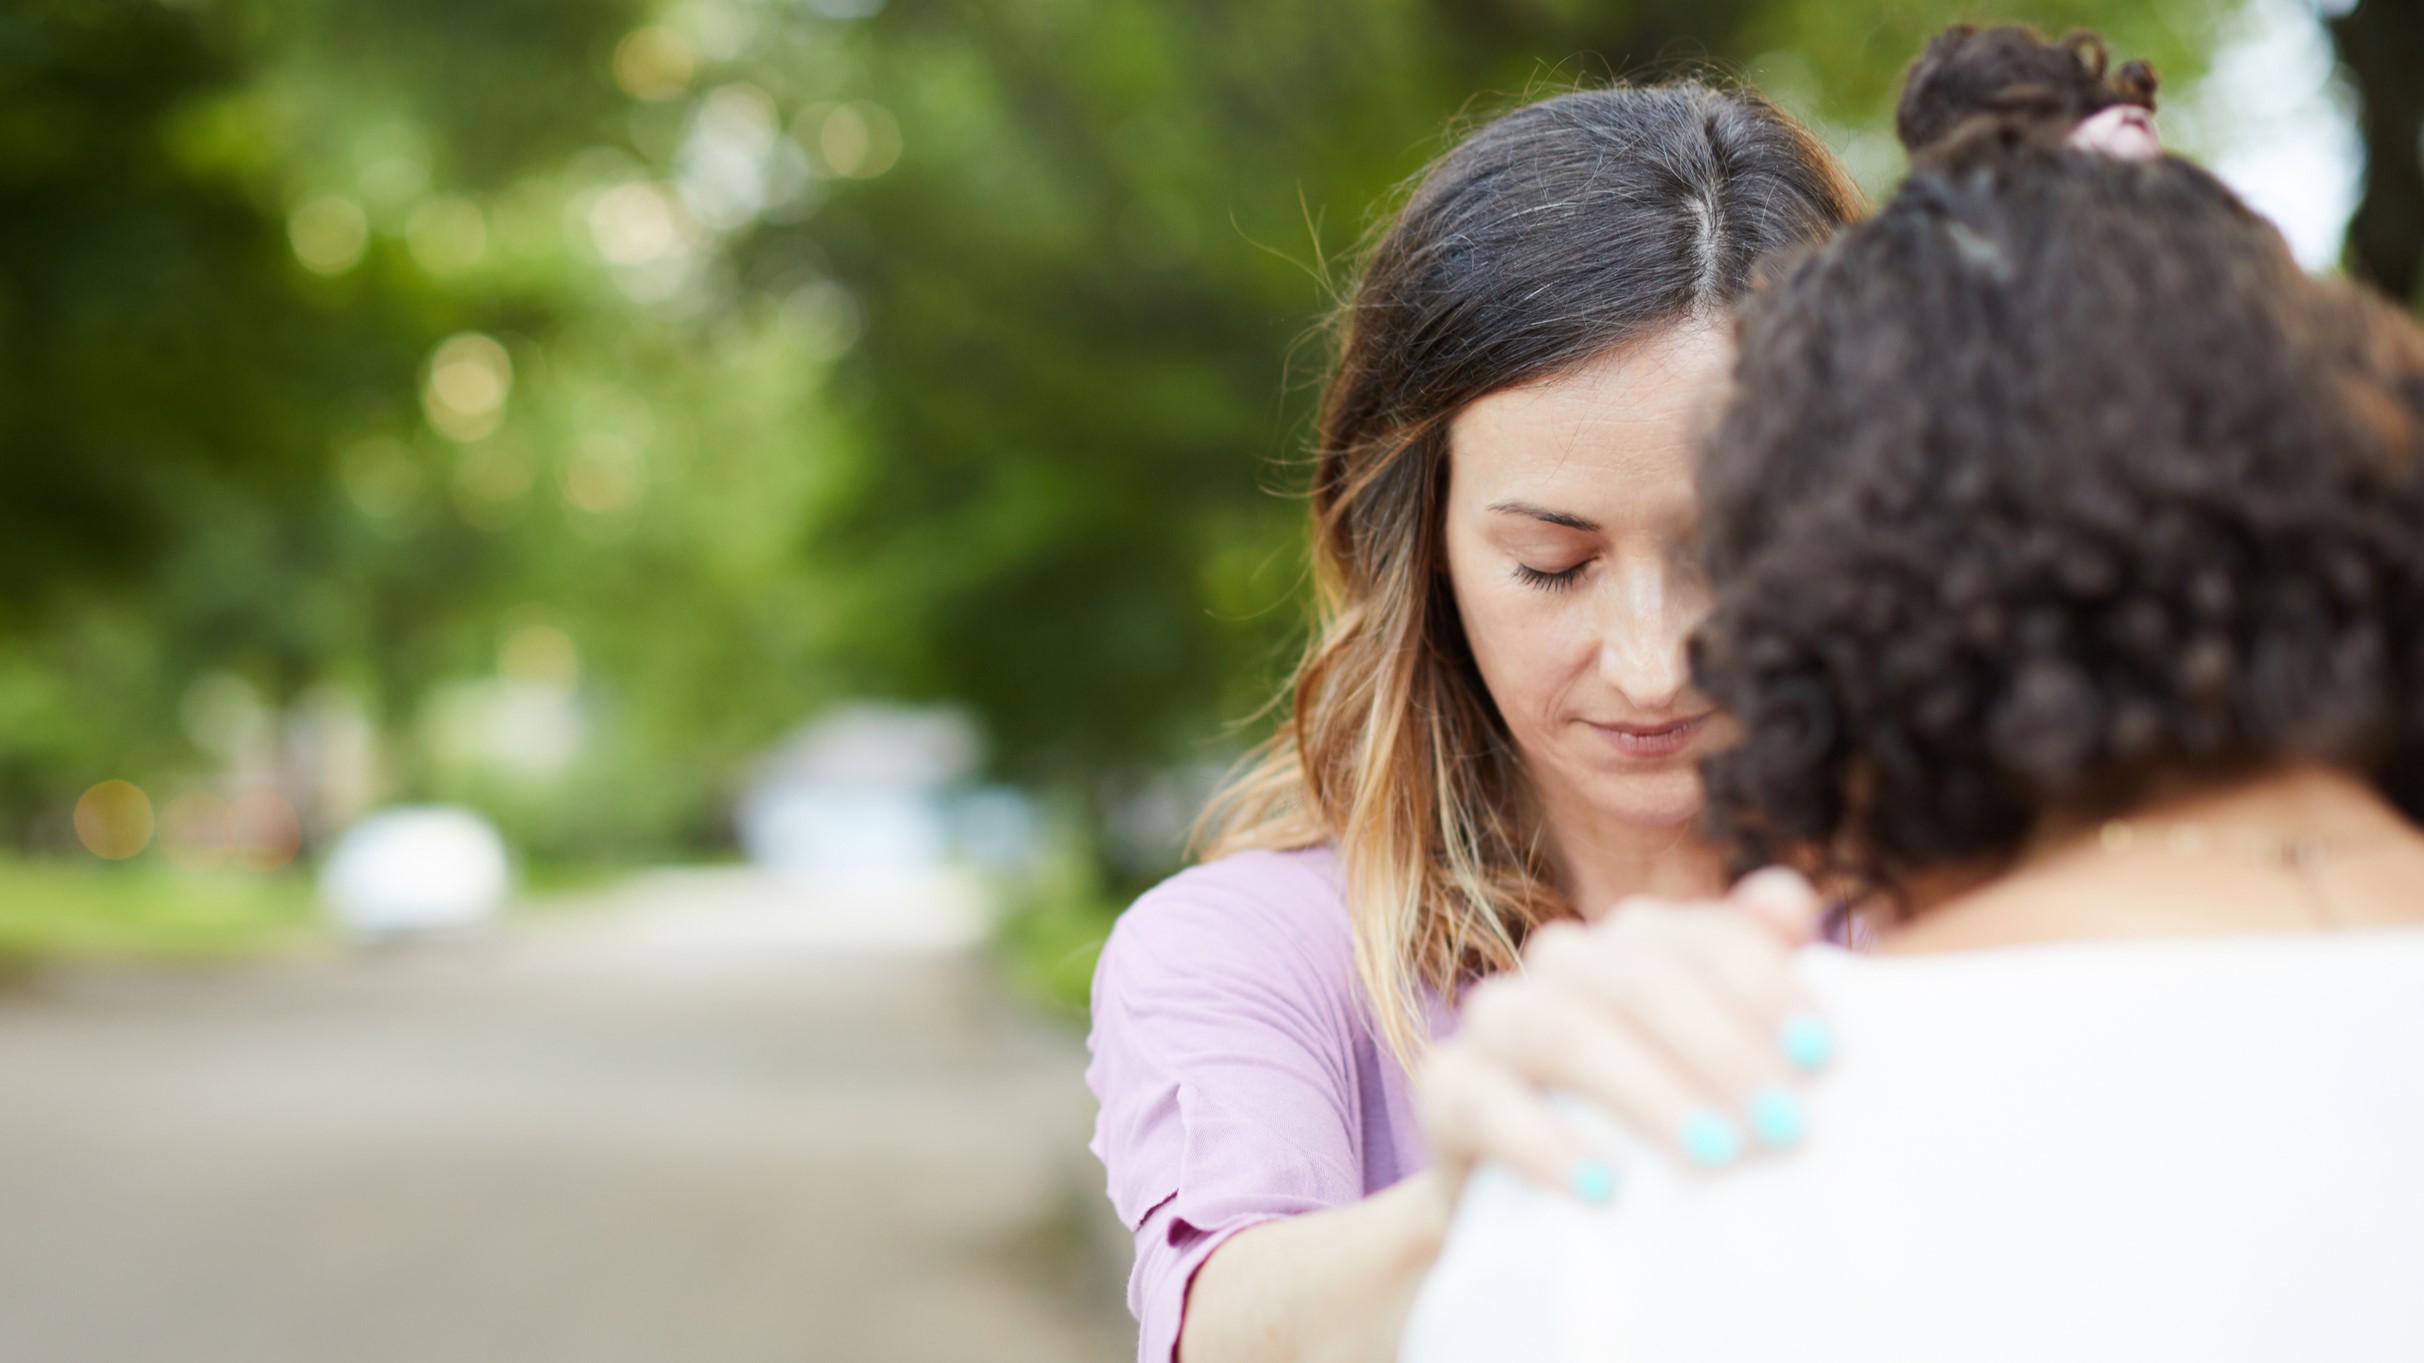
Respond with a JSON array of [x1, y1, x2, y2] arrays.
[[518, 860, 675, 898], [0, 857, 323, 968], [0, 857, 670, 969]]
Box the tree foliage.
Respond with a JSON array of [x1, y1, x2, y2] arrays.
[[0, 0, 2335, 868]]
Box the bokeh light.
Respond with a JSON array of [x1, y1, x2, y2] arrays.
[[287, 195, 370, 275], [559, 433, 645, 517], [357, 152, 430, 208], [780, 280, 862, 361], [180, 673, 269, 759], [423, 333, 513, 442], [406, 196, 490, 275], [159, 790, 231, 871], [613, 26, 696, 101], [74, 780, 155, 860], [700, 84, 779, 152], [681, 84, 783, 230], [124, 753, 305, 879], [229, 790, 303, 872], [453, 436, 536, 528], [588, 182, 688, 267], [795, 102, 901, 179], [339, 436, 426, 522], [501, 622, 579, 688]]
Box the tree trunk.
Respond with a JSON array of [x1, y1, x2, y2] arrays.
[[2330, 0, 2424, 304]]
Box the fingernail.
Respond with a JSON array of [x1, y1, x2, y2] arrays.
[[1567, 1157, 1618, 1204], [1679, 1109, 1744, 1168], [1780, 1013, 1834, 1072], [1748, 1086, 1807, 1149]]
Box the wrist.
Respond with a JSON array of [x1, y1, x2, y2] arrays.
[[1384, 1170, 1455, 1266]]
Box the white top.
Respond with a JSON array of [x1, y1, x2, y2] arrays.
[[1403, 928, 2424, 1363]]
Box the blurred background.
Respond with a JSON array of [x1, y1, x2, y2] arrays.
[[0, 0, 2413, 1358]]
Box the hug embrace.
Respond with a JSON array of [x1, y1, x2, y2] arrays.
[[1086, 23, 2424, 1363]]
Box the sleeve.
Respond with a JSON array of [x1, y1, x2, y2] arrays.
[[1083, 853, 1372, 1363]]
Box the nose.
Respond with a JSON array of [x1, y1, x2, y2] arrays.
[[1593, 554, 1695, 713]]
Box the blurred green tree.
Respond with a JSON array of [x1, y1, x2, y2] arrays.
[[765, 0, 2222, 806], [2330, 0, 2424, 304], [5, 0, 2382, 905]]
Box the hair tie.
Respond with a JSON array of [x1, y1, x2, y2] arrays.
[[2067, 104, 2160, 161]]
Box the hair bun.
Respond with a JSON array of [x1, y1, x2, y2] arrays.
[[1894, 25, 2158, 164]]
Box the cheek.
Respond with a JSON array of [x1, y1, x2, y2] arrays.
[[1448, 571, 1594, 727]]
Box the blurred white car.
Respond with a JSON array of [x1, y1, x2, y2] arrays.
[[737, 702, 1035, 881], [318, 805, 512, 938]]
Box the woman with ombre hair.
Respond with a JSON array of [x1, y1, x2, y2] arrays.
[[1084, 82, 1863, 1363]]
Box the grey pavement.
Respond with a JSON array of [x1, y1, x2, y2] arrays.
[[0, 869, 1134, 1363]]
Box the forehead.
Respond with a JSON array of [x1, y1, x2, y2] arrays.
[[1446, 322, 1733, 507]]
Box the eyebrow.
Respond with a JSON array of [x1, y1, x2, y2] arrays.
[[1487, 500, 1601, 532]]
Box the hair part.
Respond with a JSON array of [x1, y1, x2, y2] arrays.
[[1201, 81, 1862, 1063]]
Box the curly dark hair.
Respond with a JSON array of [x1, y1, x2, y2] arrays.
[[1691, 25, 2424, 905]]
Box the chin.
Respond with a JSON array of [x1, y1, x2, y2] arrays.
[[1585, 768, 1707, 829]]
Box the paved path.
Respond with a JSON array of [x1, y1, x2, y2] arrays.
[[0, 870, 1134, 1363]]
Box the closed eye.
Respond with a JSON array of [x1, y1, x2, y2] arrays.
[[1512, 561, 1588, 592]]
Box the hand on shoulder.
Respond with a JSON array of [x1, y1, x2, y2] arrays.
[[1413, 869, 1836, 1217]]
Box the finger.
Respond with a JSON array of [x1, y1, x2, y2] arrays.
[[1729, 867, 1827, 945], [1532, 912, 1784, 1086], [1535, 908, 1828, 1140], [1597, 941, 1804, 1134], [1705, 876, 1839, 1073], [1662, 910, 1820, 1037], [1461, 973, 1748, 1170], [1535, 908, 1812, 1081], [1418, 1042, 1614, 1203]]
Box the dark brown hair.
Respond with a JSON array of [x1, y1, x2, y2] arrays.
[[1205, 82, 1864, 1057], [1692, 27, 2424, 906], [1893, 24, 2154, 159]]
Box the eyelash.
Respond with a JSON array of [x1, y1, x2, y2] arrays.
[[1513, 562, 1588, 593]]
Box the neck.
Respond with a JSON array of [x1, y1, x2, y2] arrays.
[[1534, 788, 1728, 922], [1883, 763, 2424, 955]]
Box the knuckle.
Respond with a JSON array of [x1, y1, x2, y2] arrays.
[[1420, 1054, 1497, 1138], [1606, 894, 1661, 925], [1415, 1049, 1477, 1116], [1603, 901, 1673, 948], [1420, 1038, 1479, 1087], [1707, 935, 1786, 989], [1698, 909, 1778, 955], [1668, 908, 1736, 944], [1522, 920, 1588, 971], [1447, 1073, 1501, 1133], [1460, 980, 1525, 1043], [1595, 938, 1658, 993]]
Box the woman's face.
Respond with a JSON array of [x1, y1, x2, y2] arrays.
[[1443, 321, 1733, 832]]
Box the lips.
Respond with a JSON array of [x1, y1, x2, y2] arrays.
[[1585, 714, 1709, 761]]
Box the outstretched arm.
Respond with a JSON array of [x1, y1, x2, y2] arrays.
[[1178, 1171, 1449, 1363], [1170, 870, 1834, 1363]]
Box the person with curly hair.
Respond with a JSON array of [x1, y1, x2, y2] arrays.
[[1407, 25, 2424, 1362]]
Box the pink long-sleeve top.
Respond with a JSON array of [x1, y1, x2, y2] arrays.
[[1083, 845, 1446, 1363]]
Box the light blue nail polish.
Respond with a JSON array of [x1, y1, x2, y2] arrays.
[[1781, 1013, 1834, 1072], [1680, 1110, 1744, 1168], [1749, 1086, 1807, 1149], [1568, 1158, 1617, 1204]]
